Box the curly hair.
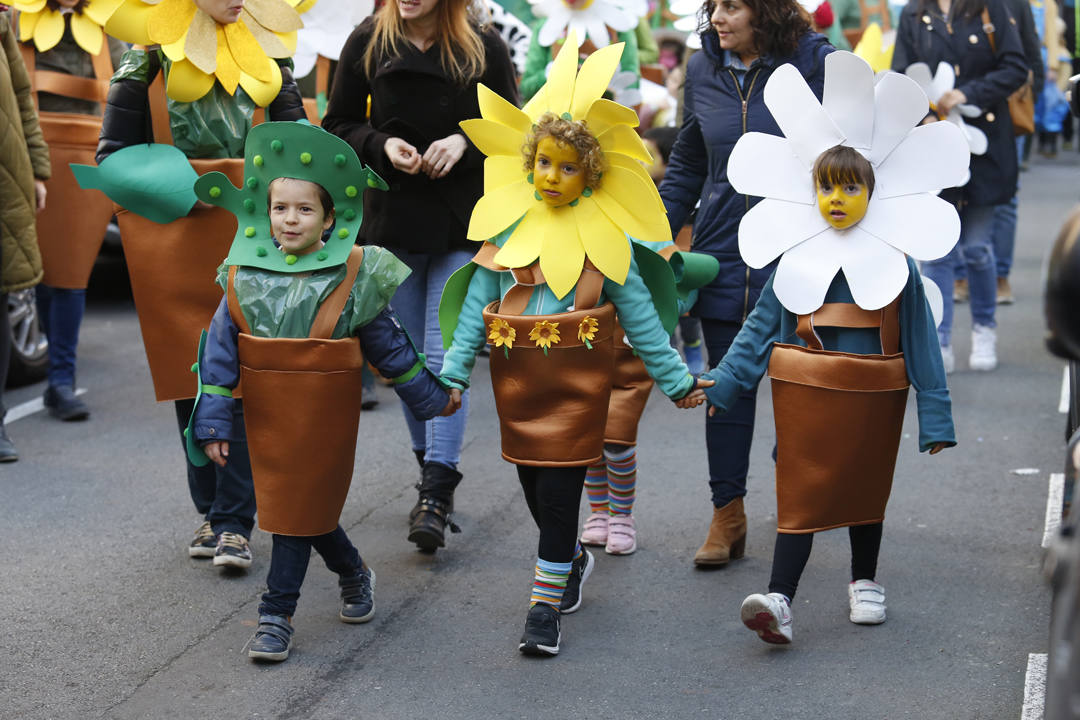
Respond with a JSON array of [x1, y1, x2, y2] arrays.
[[812, 145, 875, 198], [522, 113, 606, 190], [697, 0, 812, 60]]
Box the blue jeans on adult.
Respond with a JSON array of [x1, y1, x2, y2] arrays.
[[259, 526, 363, 617], [174, 398, 255, 537], [701, 319, 759, 508], [922, 203, 997, 348], [991, 196, 1018, 279], [389, 248, 472, 469], [35, 284, 85, 387]]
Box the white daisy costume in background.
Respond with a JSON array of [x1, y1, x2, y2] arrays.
[[905, 60, 988, 156], [702, 51, 960, 535]]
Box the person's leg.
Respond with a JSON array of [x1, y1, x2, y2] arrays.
[[37, 285, 90, 420], [848, 522, 887, 624], [741, 532, 809, 644], [0, 289, 15, 461], [678, 315, 704, 375], [311, 525, 375, 623], [921, 249, 956, 348], [175, 398, 219, 526], [604, 443, 638, 555], [387, 249, 431, 455], [259, 534, 314, 618], [768, 532, 814, 601], [960, 204, 999, 371], [580, 460, 610, 545]]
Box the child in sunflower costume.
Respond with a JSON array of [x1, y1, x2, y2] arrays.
[[440, 34, 711, 657], [187, 121, 455, 663], [80, 0, 309, 568]]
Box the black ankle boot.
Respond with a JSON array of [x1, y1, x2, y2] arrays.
[[408, 462, 463, 552]]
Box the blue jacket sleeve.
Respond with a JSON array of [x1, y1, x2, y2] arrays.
[[659, 55, 708, 236], [440, 266, 503, 388], [358, 307, 448, 422], [193, 297, 242, 444]]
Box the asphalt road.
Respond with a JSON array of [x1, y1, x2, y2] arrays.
[[1, 152, 1076, 720]]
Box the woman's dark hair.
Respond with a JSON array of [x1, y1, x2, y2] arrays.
[[917, 0, 985, 20], [643, 126, 679, 165], [812, 145, 875, 198], [697, 0, 812, 60]]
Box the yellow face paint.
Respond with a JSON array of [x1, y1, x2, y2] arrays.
[[816, 179, 869, 230], [533, 136, 587, 208]]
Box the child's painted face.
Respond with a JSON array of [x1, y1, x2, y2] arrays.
[[269, 178, 334, 257], [816, 179, 869, 230], [533, 136, 586, 208], [195, 0, 244, 24]]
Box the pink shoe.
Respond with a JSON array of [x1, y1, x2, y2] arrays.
[[580, 512, 608, 546], [605, 514, 637, 555]]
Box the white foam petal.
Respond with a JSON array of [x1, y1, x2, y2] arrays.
[[823, 52, 876, 150], [728, 133, 815, 203], [763, 63, 845, 167], [874, 121, 969, 198], [858, 195, 960, 261], [840, 230, 910, 310], [772, 234, 844, 314], [738, 199, 827, 268]]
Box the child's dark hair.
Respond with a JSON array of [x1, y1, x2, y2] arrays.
[[267, 177, 335, 222], [812, 145, 875, 198], [642, 126, 679, 165]]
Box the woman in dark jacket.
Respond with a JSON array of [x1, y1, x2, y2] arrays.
[[659, 0, 832, 568], [891, 0, 1027, 372], [322, 0, 518, 553]]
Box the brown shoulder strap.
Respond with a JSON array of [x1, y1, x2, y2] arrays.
[[309, 246, 366, 338], [226, 266, 253, 334], [90, 42, 114, 83], [796, 298, 902, 354], [147, 68, 173, 145], [471, 241, 506, 271], [316, 54, 331, 97], [573, 263, 604, 310], [981, 8, 996, 53]]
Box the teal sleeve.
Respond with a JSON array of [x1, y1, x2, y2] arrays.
[[440, 267, 503, 386], [701, 273, 783, 411], [606, 255, 694, 399], [347, 246, 412, 333], [520, 30, 551, 102]]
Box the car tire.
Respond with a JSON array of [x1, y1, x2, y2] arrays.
[[6, 287, 48, 388]]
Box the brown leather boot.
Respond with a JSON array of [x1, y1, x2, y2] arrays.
[[693, 498, 747, 567]]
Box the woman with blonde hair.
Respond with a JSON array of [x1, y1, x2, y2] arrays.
[[323, 0, 518, 554]]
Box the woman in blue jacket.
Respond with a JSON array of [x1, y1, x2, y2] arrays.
[[659, 0, 832, 567]]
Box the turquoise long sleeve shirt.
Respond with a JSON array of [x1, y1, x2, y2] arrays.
[[702, 257, 956, 453]]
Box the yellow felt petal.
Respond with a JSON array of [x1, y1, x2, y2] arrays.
[[583, 98, 638, 136], [539, 208, 585, 300], [241, 8, 291, 56], [104, 0, 154, 44], [13, 0, 48, 13], [84, 0, 126, 26], [162, 31, 187, 61], [544, 30, 579, 116], [522, 85, 547, 121], [32, 9, 65, 51], [293, 0, 318, 13], [459, 118, 525, 159], [604, 154, 664, 212], [147, 0, 195, 44], [598, 124, 652, 163], [478, 84, 531, 134], [577, 197, 631, 284], [225, 20, 271, 80], [592, 186, 670, 245], [17, 11, 40, 42], [214, 27, 241, 93], [70, 13, 104, 55], [569, 42, 623, 119], [237, 56, 282, 105], [467, 180, 532, 240], [484, 155, 525, 194], [244, 0, 303, 32], [165, 57, 216, 101], [493, 208, 545, 267], [184, 8, 218, 73]]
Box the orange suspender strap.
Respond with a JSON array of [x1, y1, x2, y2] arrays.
[[309, 246, 366, 339], [145, 57, 266, 145], [795, 297, 902, 354], [225, 266, 253, 335], [499, 261, 605, 316], [17, 35, 112, 107]]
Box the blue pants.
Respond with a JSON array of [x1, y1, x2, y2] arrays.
[[990, 195, 1019, 279], [701, 319, 759, 508], [174, 398, 255, 537], [259, 526, 362, 618], [922, 204, 997, 347], [389, 248, 472, 469], [35, 284, 85, 387]]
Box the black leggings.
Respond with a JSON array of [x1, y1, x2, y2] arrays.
[[768, 523, 883, 601], [517, 465, 587, 563]]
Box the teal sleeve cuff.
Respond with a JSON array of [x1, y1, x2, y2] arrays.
[[702, 364, 741, 413], [915, 387, 957, 452], [440, 377, 469, 391], [670, 373, 696, 400]]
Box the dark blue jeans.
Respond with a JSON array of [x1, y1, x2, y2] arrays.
[[259, 526, 363, 617], [702, 319, 759, 508], [173, 398, 255, 536], [35, 284, 85, 387]]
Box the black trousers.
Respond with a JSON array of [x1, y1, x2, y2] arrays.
[[517, 465, 587, 563], [768, 523, 884, 600]]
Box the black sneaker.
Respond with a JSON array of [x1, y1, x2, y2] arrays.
[[339, 566, 376, 623], [213, 532, 252, 569], [43, 385, 89, 421], [0, 424, 17, 463], [248, 614, 293, 662], [559, 549, 595, 614], [188, 520, 217, 558], [519, 603, 561, 656]]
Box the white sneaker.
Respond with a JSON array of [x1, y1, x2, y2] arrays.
[[740, 592, 793, 644], [969, 324, 998, 371], [940, 345, 955, 374], [848, 579, 887, 625]]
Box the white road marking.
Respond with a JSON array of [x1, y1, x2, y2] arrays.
[[1022, 653, 1047, 720], [5, 388, 87, 424], [1044, 473, 1065, 549], [1061, 365, 1070, 414]]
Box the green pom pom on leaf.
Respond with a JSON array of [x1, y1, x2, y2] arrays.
[[334, 154, 347, 167], [343, 208, 356, 221], [300, 152, 312, 165], [270, 139, 283, 152], [246, 177, 258, 189], [244, 226, 256, 238], [366, 176, 378, 188], [243, 198, 255, 213], [253, 155, 263, 167], [337, 228, 349, 239], [255, 246, 268, 256], [208, 186, 222, 198], [317, 250, 328, 260], [285, 254, 298, 265], [345, 185, 358, 198]]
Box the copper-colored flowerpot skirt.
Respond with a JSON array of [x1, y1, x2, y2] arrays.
[[604, 324, 653, 446]]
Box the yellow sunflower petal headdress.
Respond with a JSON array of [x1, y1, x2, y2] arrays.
[[15, 0, 125, 54], [459, 32, 670, 300], [104, 0, 315, 106]]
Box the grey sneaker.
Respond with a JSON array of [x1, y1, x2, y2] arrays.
[[248, 614, 293, 662], [339, 566, 376, 623], [213, 532, 252, 569], [188, 521, 217, 558]]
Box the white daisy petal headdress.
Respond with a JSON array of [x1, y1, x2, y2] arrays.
[[905, 61, 987, 156], [529, 0, 645, 48], [293, 0, 370, 79], [728, 51, 970, 314]]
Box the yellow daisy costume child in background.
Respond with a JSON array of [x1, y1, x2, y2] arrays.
[[439, 33, 711, 657]]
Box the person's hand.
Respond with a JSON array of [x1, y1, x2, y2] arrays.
[[204, 440, 230, 467], [675, 377, 714, 409], [384, 136, 422, 174], [929, 442, 949, 455], [34, 180, 46, 212], [440, 388, 462, 416], [937, 88, 967, 116], [421, 134, 468, 179]]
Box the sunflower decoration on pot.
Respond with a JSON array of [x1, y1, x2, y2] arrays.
[[14, 0, 124, 54], [726, 51, 971, 315], [103, 0, 315, 105], [460, 31, 669, 301]]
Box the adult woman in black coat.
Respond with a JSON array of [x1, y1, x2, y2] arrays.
[[322, 0, 518, 553], [891, 0, 1027, 372]]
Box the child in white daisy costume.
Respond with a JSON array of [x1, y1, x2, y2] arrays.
[[439, 33, 711, 657], [700, 51, 962, 645]]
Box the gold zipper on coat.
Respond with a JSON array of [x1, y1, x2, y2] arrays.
[[729, 67, 762, 322]]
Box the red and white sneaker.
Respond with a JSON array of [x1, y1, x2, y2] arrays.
[[740, 592, 793, 644]]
